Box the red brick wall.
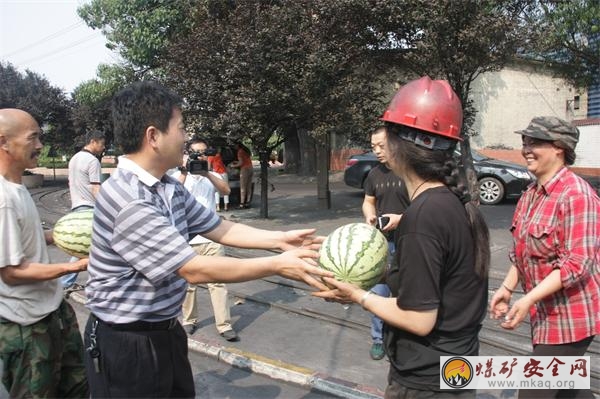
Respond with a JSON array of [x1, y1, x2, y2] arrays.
[[331, 148, 365, 171]]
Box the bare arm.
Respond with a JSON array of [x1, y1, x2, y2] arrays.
[[362, 195, 377, 226], [177, 248, 332, 291], [91, 183, 101, 199], [0, 258, 88, 285], [314, 279, 437, 336], [203, 219, 322, 251], [501, 269, 562, 330]]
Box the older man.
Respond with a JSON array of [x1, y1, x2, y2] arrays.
[[0, 108, 88, 398]]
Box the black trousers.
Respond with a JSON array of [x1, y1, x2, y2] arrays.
[[518, 336, 594, 399], [83, 315, 195, 398]]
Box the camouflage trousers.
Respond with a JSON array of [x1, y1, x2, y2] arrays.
[[0, 300, 88, 398]]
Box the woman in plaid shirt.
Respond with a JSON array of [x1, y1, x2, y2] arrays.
[[490, 116, 600, 399]]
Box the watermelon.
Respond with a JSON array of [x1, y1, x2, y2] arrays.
[[52, 209, 94, 258], [318, 223, 388, 290]]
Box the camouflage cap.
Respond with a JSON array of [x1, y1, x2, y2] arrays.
[[515, 116, 579, 150]]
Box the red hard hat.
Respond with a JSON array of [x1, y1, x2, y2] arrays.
[[380, 76, 463, 141]]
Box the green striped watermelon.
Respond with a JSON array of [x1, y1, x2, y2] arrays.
[[318, 223, 388, 290], [53, 209, 94, 258]]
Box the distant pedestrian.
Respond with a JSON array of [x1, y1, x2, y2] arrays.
[[490, 116, 599, 399], [230, 141, 253, 209], [361, 126, 409, 360], [83, 81, 331, 398], [62, 129, 105, 292], [315, 76, 490, 398], [207, 147, 229, 211], [171, 137, 238, 341], [0, 108, 88, 398]]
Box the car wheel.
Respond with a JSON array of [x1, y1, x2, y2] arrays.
[[478, 177, 504, 205]]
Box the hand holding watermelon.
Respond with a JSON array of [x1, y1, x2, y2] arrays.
[[312, 277, 361, 305], [272, 248, 334, 291]]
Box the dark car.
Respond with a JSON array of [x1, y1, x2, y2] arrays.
[[343, 148, 534, 205]]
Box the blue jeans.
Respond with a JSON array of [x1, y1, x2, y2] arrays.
[[370, 241, 395, 344], [60, 205, 92, 288]]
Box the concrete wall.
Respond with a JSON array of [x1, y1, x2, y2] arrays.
[[470, 64, 588, 150], [572, 121, 600, 170]]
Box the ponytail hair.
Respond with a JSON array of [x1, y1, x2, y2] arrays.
[[386, 124, 490, 279]]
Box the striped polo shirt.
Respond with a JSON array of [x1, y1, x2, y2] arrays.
[[85, 157, 221, 323]]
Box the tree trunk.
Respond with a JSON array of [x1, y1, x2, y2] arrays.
[[296, 127, 317, 176], [258, 148, 270, 219], [315, 133, 331, 210], [283, 125, 300, 174]]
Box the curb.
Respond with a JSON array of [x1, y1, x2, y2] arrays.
[[69, 292, 383, 399]]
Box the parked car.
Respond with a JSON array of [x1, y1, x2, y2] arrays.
[[343, 147, 534, 205]]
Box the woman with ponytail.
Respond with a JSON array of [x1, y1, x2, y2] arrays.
[[315, 76, 490, 398]]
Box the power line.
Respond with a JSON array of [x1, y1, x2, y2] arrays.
[[3, 21, 85, 57], [16, 33, 102, 66]]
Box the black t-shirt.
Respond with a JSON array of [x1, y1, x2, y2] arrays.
[[385, 186, 488, 391], [363, 164, 409, 240]]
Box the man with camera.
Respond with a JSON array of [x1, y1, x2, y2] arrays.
[[171, 137, 238, 341], [361, 126, 409, 360]]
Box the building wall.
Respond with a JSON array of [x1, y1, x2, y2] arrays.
[[470, 64, 587, 150], [572, 121, 600, 170]]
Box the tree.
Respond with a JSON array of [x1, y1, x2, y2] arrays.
[[78, 0, 196, 74], [525, 0, 599, 88], [71, 63, 136, 148], [163, 0, 384, 216], [0, 62, 75, 153]]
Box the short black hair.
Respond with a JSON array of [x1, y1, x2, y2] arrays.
[[187, 137, 208, 152], [111, 81, 182, 154], [85, 130, 105, 144]]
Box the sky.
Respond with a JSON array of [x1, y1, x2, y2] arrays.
[[0, 0, 118, 94]]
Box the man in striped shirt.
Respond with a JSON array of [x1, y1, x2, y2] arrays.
[[83, 81, 332, 398]]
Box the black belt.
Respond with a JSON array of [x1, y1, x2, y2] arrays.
[[93, 314, 179, 331]]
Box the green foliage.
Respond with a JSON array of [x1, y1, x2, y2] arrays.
[[36, 145, 69, 168], [0, 62, 75, 149], [78, 0, 196, 71], [71, 64, 137, 147], [524, 0, 600, 87], [163, 0, 383, 153]]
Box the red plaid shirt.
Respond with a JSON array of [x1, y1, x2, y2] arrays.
[[510, 167, 600, 345]]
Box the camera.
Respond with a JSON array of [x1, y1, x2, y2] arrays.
[[377, 216, 390, 230], [186, 147, 217, 174]]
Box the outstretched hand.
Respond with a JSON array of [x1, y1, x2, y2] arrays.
[[280, 229, 325, 251], [274, 248, 333, 291]]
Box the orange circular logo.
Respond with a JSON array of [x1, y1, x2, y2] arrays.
[[441, 357, 473, 389]]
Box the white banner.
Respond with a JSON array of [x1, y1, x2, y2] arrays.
[[440, 356, 590, 390]]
